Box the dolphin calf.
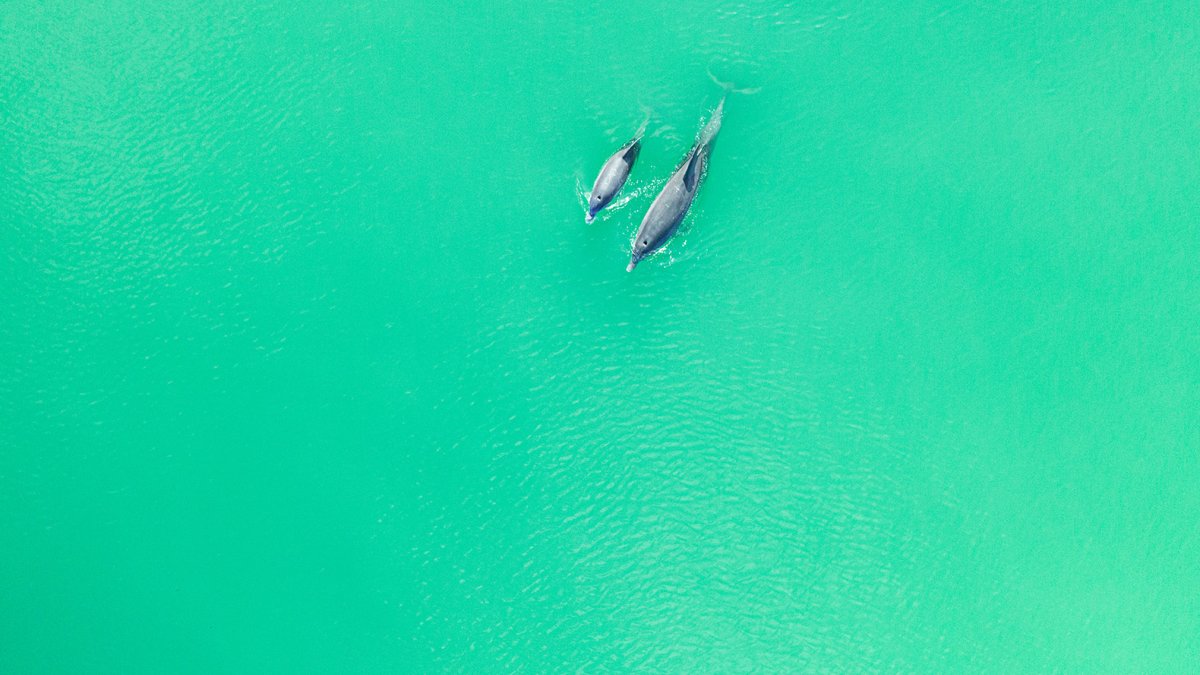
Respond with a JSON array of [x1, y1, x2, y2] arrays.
[[627, 98, 724, 271], [586, 120, 647, 223]]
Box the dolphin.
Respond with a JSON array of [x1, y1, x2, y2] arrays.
[[586, 119, 648, 223], [627, 98, 724, 271]]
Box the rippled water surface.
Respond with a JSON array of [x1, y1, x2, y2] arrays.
[[4, 1, 1199, 671]]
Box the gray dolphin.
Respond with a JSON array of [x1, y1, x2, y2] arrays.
[[586, 121, 647, 223], [627, 98, 724, 271]]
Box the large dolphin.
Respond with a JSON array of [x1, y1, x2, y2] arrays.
[[626, 98, 724, 271], [586, 120, 647, 223]]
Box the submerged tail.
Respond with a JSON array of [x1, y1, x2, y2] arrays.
[[632, 103, 653, 141]]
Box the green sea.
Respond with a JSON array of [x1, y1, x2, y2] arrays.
[[3, 1, 1199, 672]]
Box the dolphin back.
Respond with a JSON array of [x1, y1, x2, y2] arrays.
[[626, 97, 726, 269]]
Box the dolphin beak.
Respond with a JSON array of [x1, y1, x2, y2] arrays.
[[585, 212, 594, 223], [626, 259, 638, 272]]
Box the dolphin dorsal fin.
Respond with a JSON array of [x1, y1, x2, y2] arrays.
[[683, 148, 702, 190], [620, 138, 641, 167]]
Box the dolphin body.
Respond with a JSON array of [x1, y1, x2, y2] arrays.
[[626, 99, 724, 272], [586, 126, 645, 223]]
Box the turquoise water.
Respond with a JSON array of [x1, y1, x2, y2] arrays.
[[3, 1, 1199, 671]]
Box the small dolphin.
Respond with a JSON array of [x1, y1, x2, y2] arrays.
[[627, 98, 724, 271], [586, 119, 647, 223]]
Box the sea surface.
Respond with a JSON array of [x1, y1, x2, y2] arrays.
[[3, 1, 1199, 671]]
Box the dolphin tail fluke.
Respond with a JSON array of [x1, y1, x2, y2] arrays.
[[707, 66, 761, 95]]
